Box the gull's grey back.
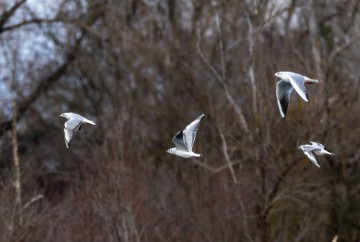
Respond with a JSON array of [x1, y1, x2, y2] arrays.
[[67, 112, 85, 120], [287, 72, 305, 82]]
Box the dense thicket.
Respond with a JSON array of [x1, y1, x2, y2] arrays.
[[1, 0, 360, 241]]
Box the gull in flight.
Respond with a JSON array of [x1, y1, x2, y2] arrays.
[[298, 141, 335, 168], [59, 112, 96, 148], [167, 113, 205, 158], [275, 71, 318, 118]]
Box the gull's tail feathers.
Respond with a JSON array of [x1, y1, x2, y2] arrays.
[[306, 78, 319, 84], [329, 152, 335, 156]]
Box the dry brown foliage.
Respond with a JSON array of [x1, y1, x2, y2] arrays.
[[1, 0, 360, 241]]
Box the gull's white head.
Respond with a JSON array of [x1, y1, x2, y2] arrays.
[[274, 72, 285, 78], [166, 148, 176, 155], [59, 112, 70, 119]]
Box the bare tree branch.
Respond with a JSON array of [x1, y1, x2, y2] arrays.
[[329, 35, 360, 64], [1, 18, 71, 32], [11, 102, 24, 242], [0, 1, 106, 137], [0, 37, 81, 137], [196, 24, 253, 141], [264, 158, 301, 220], [210, 0, 226, 80], [332, 235, 338, 242], [190, 156, 241, 174], [0, 0, 27, 32], [217, 126, 238, 183], [22, 194, 43, 212], [244, 11, 258, 115]]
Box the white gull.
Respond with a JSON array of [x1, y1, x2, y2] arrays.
[[275, 71, 318, 118], [167, 113, 205, 158], [298, 141, 334, 168], [59, 112, 96, 148]]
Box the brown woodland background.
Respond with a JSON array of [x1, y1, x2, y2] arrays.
[[0, 0, 360, 241]]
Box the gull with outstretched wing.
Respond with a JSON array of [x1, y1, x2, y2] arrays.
[[298, 141, 334, 168], [167, 114, 205, 158], [60, 112, 96, 148], [275, 71, 318, 118]]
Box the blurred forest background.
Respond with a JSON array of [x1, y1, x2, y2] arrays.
[[0, 0, 360, 241]]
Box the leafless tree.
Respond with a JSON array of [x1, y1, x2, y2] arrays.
[[0, 0, 360, 241]]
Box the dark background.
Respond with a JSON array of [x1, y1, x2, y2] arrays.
[[0, 0, 360, 241]]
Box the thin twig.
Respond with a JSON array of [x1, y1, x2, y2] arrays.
[[1, 18, 71, 32], [332, 235, 338, 242], [190, 159, 217, 173], [217, 126, 238, 183], [190, 157, 241, 174], [22, 195, 44, 212], [0, 0, 27, 31], [196, 23, 223, 85]]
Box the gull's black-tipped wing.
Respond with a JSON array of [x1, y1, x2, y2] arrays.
[[172, 130, 188, 151], [276, 80, 293, 118]]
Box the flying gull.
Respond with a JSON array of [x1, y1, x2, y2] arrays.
[[298, 141, 334, 168], [59, 112, 96, 148], [167, 113, 205, 158], [275, 71, 318, 118]]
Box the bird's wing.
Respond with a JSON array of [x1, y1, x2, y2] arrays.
[[276, 80, 293, 118], [64, 118, 82, 148], [288, 73, 309, 102], [172, 131, 189, 151], [304, 151, 320, 168], [300, 144, 317, 153], [183, 114, 205, 151], [310, 141, 324, 149]]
